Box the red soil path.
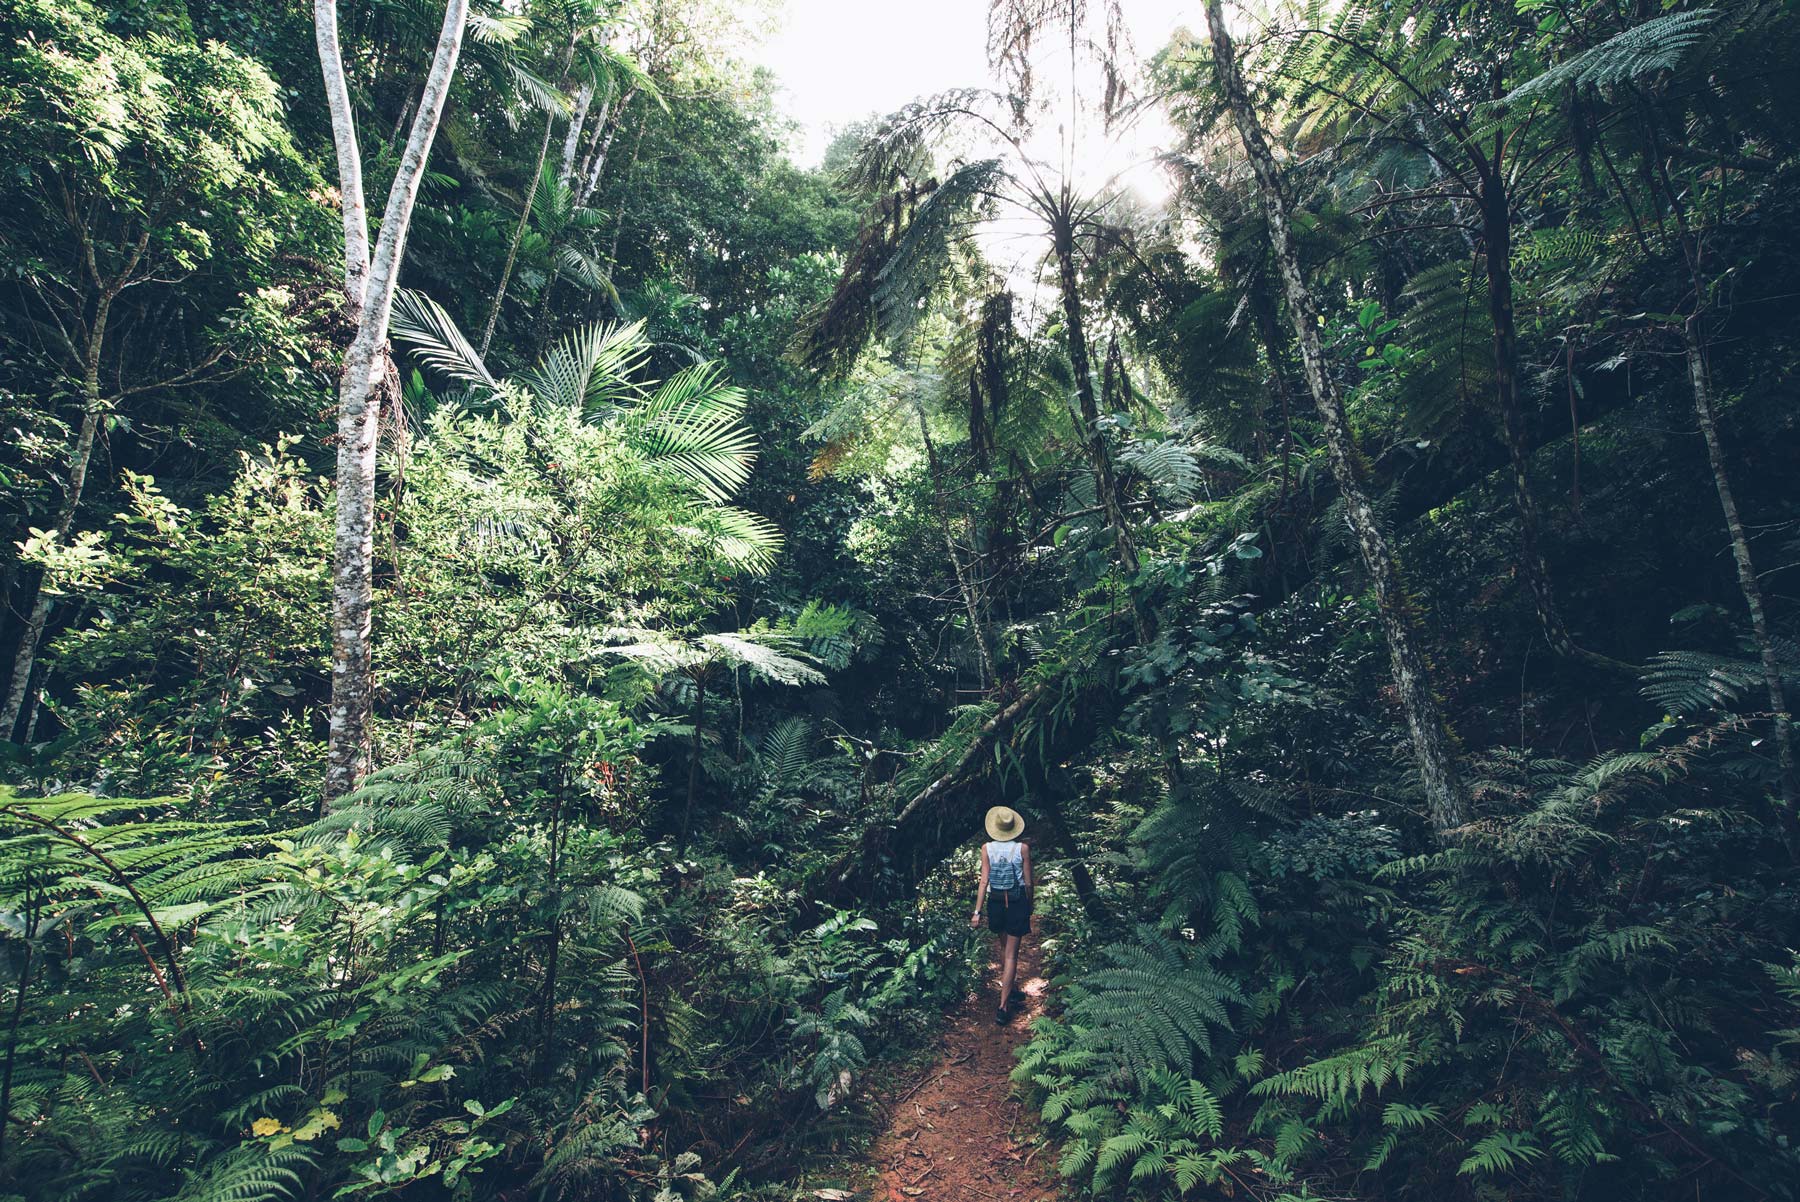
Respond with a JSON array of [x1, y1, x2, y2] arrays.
[[864, 936, 1061, 1202]]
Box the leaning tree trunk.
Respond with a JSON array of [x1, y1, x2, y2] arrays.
[[1684, 318, 1800, 861], [318, 0, 472, 803], [576, 86, 629, 208], [314, 0, 370, 312], [2, 295, 113, 740], [1207, 0, 1467, 834], [479, 110, 556, 357]]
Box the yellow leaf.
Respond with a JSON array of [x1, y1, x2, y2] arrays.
[[292, 1108, 342, 1142], [251, 1117, 283, 1137]]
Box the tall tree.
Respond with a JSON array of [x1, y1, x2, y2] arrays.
[[0, 6, 296, 740], [1270, 2, 1609, 667], [802, 1, 1155, 592], [477, 1, 650, 356], [1205, 0, 1467, 834], [315, 0, 473, 801], [1499, 4, 1800, 855]]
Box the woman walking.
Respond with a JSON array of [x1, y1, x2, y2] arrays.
[[970, 805, 1033, 1024]]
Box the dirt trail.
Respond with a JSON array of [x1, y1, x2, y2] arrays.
[[864, 936, 1060, 1202]]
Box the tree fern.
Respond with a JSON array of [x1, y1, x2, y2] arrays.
[[1120, 439, 1203, 503], [170, 1143, 312, 1202], [1396, 262, 1492, 441], [1458, 1128, 1545, 1177], [1505, 9, 1722, 108]]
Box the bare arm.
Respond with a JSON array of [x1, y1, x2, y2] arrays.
[[1022, 842, 1033, 897], [970, 847, 990, 927]]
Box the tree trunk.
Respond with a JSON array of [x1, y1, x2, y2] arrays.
[[479, 110, 556, 357], [681, 673, 706, 847], [1684, 318, 1800, 861], [1052, 218, 1139, 579], [576, 88, 626, 208], [916, 404, 997, 688], [320, 0, 472, 803], [559, 78, 594, 187], [1479, 178, 1616, 669], [3, 293, 113, 740], [314, 0, 371, 312], [1207, 1, 1467, 834], [1631, 94, 1800, 860]]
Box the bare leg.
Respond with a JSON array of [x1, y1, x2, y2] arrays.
[[999, 934, 1021, 1011]]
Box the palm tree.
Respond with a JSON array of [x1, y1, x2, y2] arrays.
[[477, 1, 655, 356], [801, 1, 1155, 587], [522, 158, 624, 323], [390, 290, 781, 570]]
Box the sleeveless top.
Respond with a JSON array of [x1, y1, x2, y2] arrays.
[[986, 840, 1025, 891]]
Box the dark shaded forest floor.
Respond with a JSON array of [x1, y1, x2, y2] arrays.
[[859, 936, 1060, 1202]]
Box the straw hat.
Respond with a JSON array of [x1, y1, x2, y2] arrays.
[[984, 805, 1025, 842]]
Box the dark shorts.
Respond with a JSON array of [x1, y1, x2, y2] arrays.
[[987, 888, 1032, 936]]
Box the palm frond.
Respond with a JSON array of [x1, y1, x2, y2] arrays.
[[1121, 439, 1203, 502], [696, 632, 825, 686], [555, 245, 622, 309], [619, 364, 756, 502], [507, 62, 572, 116], [518, 319, 648, 412], [701, 505, 783, 572], [391, 289, 499, 391]]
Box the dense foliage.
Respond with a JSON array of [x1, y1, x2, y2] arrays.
[[2, 1, 1798, 1201]]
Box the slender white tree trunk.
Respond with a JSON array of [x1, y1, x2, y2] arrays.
[[578, 87, 633, 209], [479, 112, 556, 357], [559, 79, 593, 187], [1684, 318, 1800, 860], [314, 0, 370, 312], [317, 0, 471, 802], [1, 412, 100, 740], [2, 296, 113, 739], [1207, 0, 1467, 833]]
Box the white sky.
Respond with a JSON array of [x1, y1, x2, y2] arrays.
[[753, 0, 1200, 166]]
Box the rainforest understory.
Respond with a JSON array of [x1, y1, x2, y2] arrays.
[[2, 1, 1799, 1200]]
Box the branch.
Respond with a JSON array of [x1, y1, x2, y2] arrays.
[[890, 681, 1048, 829], [315, 0, 371, 309]]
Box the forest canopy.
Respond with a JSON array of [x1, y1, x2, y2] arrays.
[[1, 1, 1798, 1200]]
